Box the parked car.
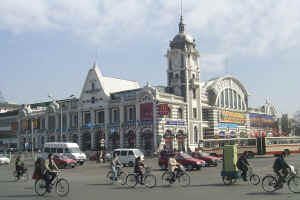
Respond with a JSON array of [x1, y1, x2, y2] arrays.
[[158, 152, 206, 171], [113, 148, 144, 167], [191, 151, 221, 167], [0, 154, 10, 165], [54, 154, 77, 169]]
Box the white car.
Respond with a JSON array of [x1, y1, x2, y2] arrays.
[[0, 154, 10, 165]]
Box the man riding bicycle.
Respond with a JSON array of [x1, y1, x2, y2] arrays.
[[44, 154, 60, 192], [273, 149, 291, 188], [168, 153, 183, 182], [237, 151, 250, 181], [134, 156, 145, 184], [15, 155, 25, 180], [111, 152, 122, 181]]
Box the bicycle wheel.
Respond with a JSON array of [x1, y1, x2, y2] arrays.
[[249, 174, 260, 185], [126, 174, 137, 188], [12, 171, 18, 181], [144, 174, 156, 188], [35, 179, 47, 196], [262, 175, 277, 193], [161, 171, 172, 186], [106, 171, 114, 185], [222, 176, 233, 185], [288, 176, 300, 193], [178, 173, 190, 187], [119, 171, 127, 185], [56, 178, 70, 197]]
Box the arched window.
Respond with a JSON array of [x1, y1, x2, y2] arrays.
[[194, 127, 198, 144], [91, 82, 95, 90], [225, 89, 229, 107], [178, 108, 183, 119], [234, 91, 237, 109], [229, 89, 233, 108], [221, 91, 224, 107]]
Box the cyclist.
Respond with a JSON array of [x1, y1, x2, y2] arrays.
[[33, 157, 45, 180], [168, 153, 182, 182], [44, 154, 59, 192], [15, 155, 25, 180], [134, 156, 145, 184], [111, 152, 122, 181], [237, 151, 250, 181], [273, 149, 291, 188]]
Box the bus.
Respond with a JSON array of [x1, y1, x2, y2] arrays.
[[200, 136, 300, 157]]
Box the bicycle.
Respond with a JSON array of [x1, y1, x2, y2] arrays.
[[35, 171, 69, 197], [222, 166, 260, 185], [161, 165, 190, 187], [13, 168, 29, 182], [106, 165, 127, 185], [262, 163, 300, 193], [126, 167, 156, 188]]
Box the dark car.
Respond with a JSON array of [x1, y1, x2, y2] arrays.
[[191, 151, 221, 167], [158, 152, 206, 171], [54, 154, 77, 169]]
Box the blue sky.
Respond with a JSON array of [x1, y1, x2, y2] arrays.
[[0, 0, 299, 115]]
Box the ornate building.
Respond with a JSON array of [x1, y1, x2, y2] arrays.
[[1, 16, 280, 153]]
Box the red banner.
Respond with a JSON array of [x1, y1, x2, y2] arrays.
[[11, 122, 18, 131], [140, 103, 153, 121], [159, 104, 169, 115]]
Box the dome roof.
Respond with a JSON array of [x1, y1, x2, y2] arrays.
[[170, 16, 196, 50]]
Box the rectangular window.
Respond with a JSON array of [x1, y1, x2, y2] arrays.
[[193, 89, 196, 99], [113, 109, 120, 122], [84, 112, 91, 125], [202, 109, 209, 121], [121, 151, 127, 156], [57, 148, 63, 153], [97, 110, 105, 124], [48, 116, 55, 130], [193, 108, 197, 119]]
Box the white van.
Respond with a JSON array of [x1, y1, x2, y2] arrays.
[[113, 148, 144, 167], [42, 142, 87, 165]]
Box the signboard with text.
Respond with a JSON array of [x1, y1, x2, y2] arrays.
[[140, 103, 153, 121], [159, 104, 169, 115], [220, 111, 245, 125]]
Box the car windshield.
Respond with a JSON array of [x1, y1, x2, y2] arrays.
[[199, 152, 210, 157], [181, 153, 192, 159], [67, 148, 81, 153]]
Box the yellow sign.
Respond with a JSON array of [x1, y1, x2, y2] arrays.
[[220, 111, 245, 125]]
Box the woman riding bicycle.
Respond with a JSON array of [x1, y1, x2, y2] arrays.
[[44, 154, 60, 192], [111, 152, 122, 181]]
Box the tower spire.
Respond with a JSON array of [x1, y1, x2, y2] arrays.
[[178, 0, 185, 33]]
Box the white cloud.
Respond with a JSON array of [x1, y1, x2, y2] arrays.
[[1, 0, 300, 57], [200, 53, 227, 73]]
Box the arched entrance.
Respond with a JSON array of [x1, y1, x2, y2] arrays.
[[82, 132, 91, 151], [176, 131, 186, 152], [124, 130, 136, 148], [141, 129, 153, 155], [164, 130, 174, 151]]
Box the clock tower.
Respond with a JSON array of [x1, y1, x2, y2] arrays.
[[166, 15, 203, 147]]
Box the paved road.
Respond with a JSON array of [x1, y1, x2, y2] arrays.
[[0, 155, 299, 200]]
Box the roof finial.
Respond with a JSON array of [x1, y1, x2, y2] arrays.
[[179, 0, 185, 33]]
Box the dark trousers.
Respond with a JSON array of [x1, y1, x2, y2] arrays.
[[274, 168, 288, 185], [239, 166, 248, 180], [16, 166, 24, 178], [45, 171, 57, 190]]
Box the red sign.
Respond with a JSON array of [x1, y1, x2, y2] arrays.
[[159, 104, 169, 115], [11, 122, 18, 131], [140, 103, 153, 121]]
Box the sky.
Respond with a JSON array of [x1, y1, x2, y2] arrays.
[[0, 0, 300, 116]]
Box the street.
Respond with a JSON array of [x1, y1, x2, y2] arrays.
[[0, 155, 299, 200]]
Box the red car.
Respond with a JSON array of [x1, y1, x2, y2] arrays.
[[158, 152, 206, 171], [54, 155, 77, 169], [191, 152, 221, 167]]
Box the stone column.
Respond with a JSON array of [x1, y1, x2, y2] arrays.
[[136, 103, 141, 148], [104, 107, 110, 150]]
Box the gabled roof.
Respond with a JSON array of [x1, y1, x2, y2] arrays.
[[102, 76, 140, 94]]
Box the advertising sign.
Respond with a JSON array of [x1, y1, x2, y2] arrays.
[[159, 104, 169, 115], [249, 113, 276, 128], [11, 122, 18, 131], [140, 103, 153, 121], [220, 111, 245, 125]]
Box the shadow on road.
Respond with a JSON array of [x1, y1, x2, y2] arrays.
[[87, 183, 111, 186], [0, 180, 16, 183], [0, 194, 37, 198]]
